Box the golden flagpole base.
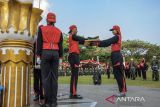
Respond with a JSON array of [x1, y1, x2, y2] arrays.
[[0, 1, 43, 107], [0, 40, 33, 107]]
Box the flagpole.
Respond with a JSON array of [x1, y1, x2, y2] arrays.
[[39, 0, 41, 8]]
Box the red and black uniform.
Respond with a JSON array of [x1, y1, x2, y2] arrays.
[[125, 62, 130, 79], [33, 42, 44, 101], [106, 64, 111, 79], [68, 34, 86, 96], [37, 25, 63, 104], [98, 26, 127, 93], [136, 63, 141, 77], [140, 59, 148, 80]]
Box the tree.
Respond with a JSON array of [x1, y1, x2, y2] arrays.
[[122, 40, 160, 62]]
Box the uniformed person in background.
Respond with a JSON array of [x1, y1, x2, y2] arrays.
[[151, 56, 159, 81], [130, 58, 136, 80], [140, 58, 148, 80], [136, 63, 141, 78], [124, 62, 130, 79], [106, 63, 111, 79]]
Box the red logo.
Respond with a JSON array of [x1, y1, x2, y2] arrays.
[[105, 95, 115, 104]]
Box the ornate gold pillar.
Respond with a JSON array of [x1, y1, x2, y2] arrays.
[[0, 0, 43, 107]]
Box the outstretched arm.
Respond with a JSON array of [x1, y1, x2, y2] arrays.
[[98, 36, 119, 47], [72, 34, 86, 44]]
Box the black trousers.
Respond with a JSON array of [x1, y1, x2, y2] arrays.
[[68, 53, 80, 95], [106, 70, 110, 79], [125, 70, 130, 79], [33, 68, 43, 99], [111, 51, 127, 93], [41, 50, 59, 104], [137, 69, 141, 77], [152, 70, 159, 81], [142, 70, 147, 80]]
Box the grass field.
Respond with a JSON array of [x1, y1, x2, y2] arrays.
[[0, 70, 159, 88], [58, 70, 160, 88]]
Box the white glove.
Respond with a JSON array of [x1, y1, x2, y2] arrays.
[[37, 57, 41, 65], [59, 58, 62, 65]]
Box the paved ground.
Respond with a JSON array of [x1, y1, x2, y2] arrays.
[[30, 84, 160, 107]]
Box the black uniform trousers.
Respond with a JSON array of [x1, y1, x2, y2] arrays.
[[68, 53, 80, 95], [106, 70, 110, 79], [125, 69, 130, 79], [142, 70, 147, 80], [137, 69, 141, 77], [41, 50, 59, 104], [33, 68, 43, 99], [111, 51, 127, 93]]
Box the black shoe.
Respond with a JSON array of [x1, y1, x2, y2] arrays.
[[40, 96, 44, 100], [70, 94, 83, 99], [33, 95, 39, 101]]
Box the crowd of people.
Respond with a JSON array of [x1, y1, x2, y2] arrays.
[[124, 57, 159, 81], [124, 58, 148, 80], [58, 56, 159, 82]]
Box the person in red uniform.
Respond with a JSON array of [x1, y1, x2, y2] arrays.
[[92, 25, 127, 97], [140, 58, 148, 80], [125, 62, 130, 79], [136, 63, 141, 78], [36, 12, 63, 107], [106, 63, 111, 79], [68, 25, 98, 99]]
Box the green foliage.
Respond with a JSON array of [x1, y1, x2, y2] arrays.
[[79, 46, 110, 62], [122, 40, 160, 62]]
